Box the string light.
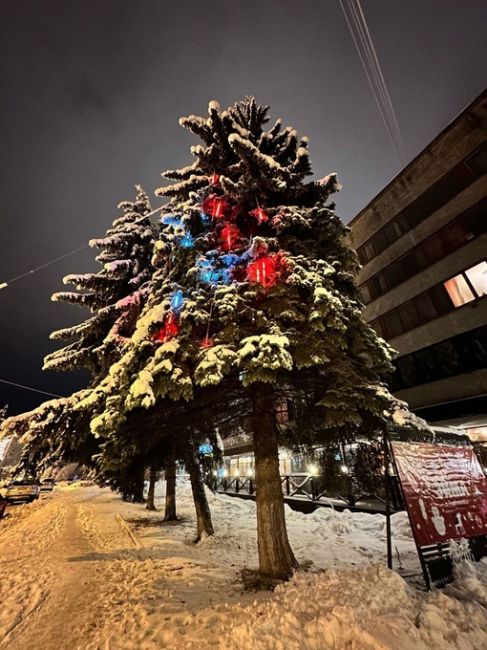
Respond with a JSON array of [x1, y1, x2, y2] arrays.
[[208, 172, 220, 186], [220, 223, 243, 251], [201, 194, 230, 220], [170, 289, 185, 314], [247, 253, 289, 289], [151, 312, 180, 343], [249, 206, 269, 224], [200, 300, 215, 349]]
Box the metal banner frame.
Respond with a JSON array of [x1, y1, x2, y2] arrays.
[[386, 425, 487, 589]]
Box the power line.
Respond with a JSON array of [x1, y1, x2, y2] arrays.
[[0, 204, 165, 291], [0, 244, 90, 289], [341, 0, 397, 152], [0, 378, 63, 399], [339, 0, 406, 167], [342, 0, 400, 156], [350, 0, 405, 162]]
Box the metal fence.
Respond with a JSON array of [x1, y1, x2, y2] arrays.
[[208, 473, 404, 511]]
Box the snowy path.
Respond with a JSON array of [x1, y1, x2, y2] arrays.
[[0, 489, 144, 649], [0, 486, 257, 650], [0, 483, 486, 650]]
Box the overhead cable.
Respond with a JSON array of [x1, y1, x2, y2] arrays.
[[0, 204, 165, 291], [0, 378, 63, 399], [340, 0, 406, 166]]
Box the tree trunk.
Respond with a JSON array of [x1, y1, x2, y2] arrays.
[[252, 384, 298, 581], [132, 466, 146, 503], [146, 465, 157, 510], [164, 455, 178, 521], [185, 440, 214, 540]]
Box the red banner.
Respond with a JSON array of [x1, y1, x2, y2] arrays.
[[391, 441, 487, 547]]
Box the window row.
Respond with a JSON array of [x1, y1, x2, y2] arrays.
[[388, 324, 487, 392], [445, 260, 487, 306], [371, 260, 487, 340], [358, 197, 487, 305], [356, 144, 487, 265]]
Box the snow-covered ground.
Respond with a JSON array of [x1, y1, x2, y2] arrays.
[[0, 480, 485, 650]]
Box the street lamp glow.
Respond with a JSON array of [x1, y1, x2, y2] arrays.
[[307, 463, 318, 475], [340, 465, 349, 474]]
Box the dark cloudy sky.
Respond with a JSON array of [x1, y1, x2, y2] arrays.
[[1, 0, 486, 415]]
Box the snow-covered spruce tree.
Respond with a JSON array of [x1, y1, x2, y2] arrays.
[[0, 188, 159, 490], [77, 97, 396, 580], [0, 390, 96, 478], [44, 186, 158, 382]]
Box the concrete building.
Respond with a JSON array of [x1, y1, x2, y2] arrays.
[[348, 89, 487, 438]]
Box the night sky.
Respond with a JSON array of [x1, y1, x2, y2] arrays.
[[1, 0, 486, 415]]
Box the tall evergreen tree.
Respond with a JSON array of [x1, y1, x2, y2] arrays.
[[0, 188, 160, 490], [77, 97, 400, 580], [44, 186, 158, 381]]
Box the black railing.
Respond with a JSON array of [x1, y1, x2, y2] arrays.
[[208, 474, 404, 511], [217, 476, 256, 495]]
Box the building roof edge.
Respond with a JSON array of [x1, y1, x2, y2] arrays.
[[348, 88, 487, 227]]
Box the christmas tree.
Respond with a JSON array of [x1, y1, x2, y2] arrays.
[[76, 97, 397, 580]]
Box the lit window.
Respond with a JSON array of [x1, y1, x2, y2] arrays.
[[465, 261, 487, 298], [444, 274, 475, 307]]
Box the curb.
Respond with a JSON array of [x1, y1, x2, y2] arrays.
[[115, 513, 143, 549]]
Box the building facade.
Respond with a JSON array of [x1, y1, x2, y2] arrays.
[[348, 90, 487, 438]]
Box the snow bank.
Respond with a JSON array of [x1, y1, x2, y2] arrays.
[[221, 563, 487, 650], [66, 480, 96, 489], [143, 480, 486, 649]]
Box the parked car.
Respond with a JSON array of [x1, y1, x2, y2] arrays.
[[4, 479, 41, 503], [0, 494, 6, 519], [40, 478, 56, 492]]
